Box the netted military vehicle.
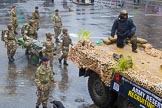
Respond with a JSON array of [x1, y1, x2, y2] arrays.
[[68, 36, 162, 108]]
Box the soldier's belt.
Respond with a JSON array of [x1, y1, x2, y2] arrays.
[[46, 50, 53, 52], [8, 39, 15, 40], [41, 81, 49, 84]]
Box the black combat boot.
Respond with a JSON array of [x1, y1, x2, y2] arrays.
[[14, 31, 18, 35], [63, 61, 68, 66], [58, 58, 62, 64], [43, 106, 47, 108], [11, 56, 15, 61], [132, 50, 138, 53], [55, 38, 60, 43], [8, 58, 13, 64], [36, 106, 39, 108]]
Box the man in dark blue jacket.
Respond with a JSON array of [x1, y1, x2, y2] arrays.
[[111, 10, 137, 53]]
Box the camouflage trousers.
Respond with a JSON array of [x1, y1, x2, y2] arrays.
[[7, 41, 17, 59], [11, 17, 18, 31], [35, 19, 40, 31], [44, 52, 54, 69], [36, 89, 50, 107], [60, 47, 69, 62], [54, 27, 61, 39]]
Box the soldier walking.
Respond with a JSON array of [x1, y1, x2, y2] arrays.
[[35, 57, 56, 108], [32, 7, 40, 31], [42, 32, 54, 69], [10, 6, 18, 34], [4, 24, 17, 64], [58, 28, 73, 65], [51, 9, 62, 43]]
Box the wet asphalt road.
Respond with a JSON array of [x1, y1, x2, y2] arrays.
[[0, 0, 162, 108]]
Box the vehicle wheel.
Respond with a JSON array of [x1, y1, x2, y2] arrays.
[[88, 73, 110, 108], [30, 54, 39, 65]]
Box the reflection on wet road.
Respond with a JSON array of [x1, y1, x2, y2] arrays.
[[0, 0, 162, 108]]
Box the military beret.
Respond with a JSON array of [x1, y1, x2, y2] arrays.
[[55, 9, 59, 12], [12, 6, 16, 8], [35, 7, 38, 9], [41, 57, 49, 62]]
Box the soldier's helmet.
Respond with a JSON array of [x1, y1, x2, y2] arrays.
[[7, 24, 13, 30], [120, 10, 128, 15], [46, 32, 52, 38], [62, 28, 68, 33]]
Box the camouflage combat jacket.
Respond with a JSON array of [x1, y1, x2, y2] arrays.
[[61, 34, 72, 48], [4, 30, 17, 43], [43, 40, 54, 52], [10, 9, 16, 17], [51, 15, 62, 28], [35, 64, 55, 91], [27, 25, 37, 37], [10, 17, 18, 27], [32, 11, 40, 20]]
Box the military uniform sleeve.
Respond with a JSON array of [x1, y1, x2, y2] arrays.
[[129, 18, 136, 33], [111, 19, 118, 37], [4, 31, 8, 43], [60, 16, 62, 26], [69, 36, 73, 46], [35, 68, 41, 88], [51, 15, 55, 23]]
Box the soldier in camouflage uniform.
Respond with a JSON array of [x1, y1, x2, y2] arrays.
[[4, 24, 17, 64], [43, 32, 54, 69], [26, 20, 38, 39], [32, 7, 40, 31], [58, 28, 73, 65], [51, 9, 62, 43], [10, 6, 18, 34], [35, 57, 56, 108]]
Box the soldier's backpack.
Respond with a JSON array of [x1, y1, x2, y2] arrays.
[[1, 30, 9, 41]]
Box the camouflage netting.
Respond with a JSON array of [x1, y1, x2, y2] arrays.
[[68, 39, 162, 98]]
